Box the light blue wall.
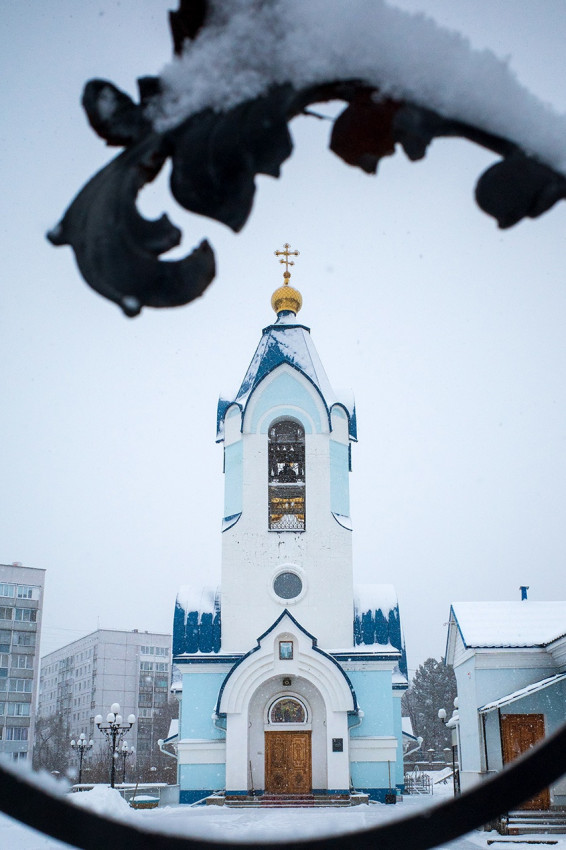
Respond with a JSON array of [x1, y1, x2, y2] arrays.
[[180, 672, 226, 740], [348, 671, 394, 736], [329, 440, 350, 517], [223, 441, 243, 518], [180, 763, 226, 796], [475, 665, 556, 707], [250, 371, 321, 433], [350, 762, 391, 794], [392, 697, 404, 786]]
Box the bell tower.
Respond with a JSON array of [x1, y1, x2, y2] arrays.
[[217, 244, 357, 652]]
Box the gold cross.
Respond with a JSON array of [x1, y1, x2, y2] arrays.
[[274, 242, 300, 278]]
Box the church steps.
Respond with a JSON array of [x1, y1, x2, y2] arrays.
[[216, 793, 363, 808], [500, 811, 566, 835]]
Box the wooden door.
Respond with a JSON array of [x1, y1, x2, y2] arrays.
[[264, 731, 312, 795], [500, 713, 550, 810]]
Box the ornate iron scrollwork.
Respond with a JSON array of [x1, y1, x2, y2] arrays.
[[48, 0, 566, 316]]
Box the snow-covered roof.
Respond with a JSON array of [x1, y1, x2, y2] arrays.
[[478, 672, 566, 714], [176, 585, 220, 618], [451, 601, 566, 648], [217, 313, 356, 440], [165, 718, 179, 743], [354, 583, 397, 616]]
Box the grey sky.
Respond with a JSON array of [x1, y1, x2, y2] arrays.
[[2, 1, 566, 674]]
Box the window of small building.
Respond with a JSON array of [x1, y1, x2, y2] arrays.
[[268, 419, 305, 530]]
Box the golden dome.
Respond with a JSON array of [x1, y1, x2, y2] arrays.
[[271, 277, 303, 316]]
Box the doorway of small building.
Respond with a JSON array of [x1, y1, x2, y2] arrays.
[[500, 713, 550, 810], [264, 731, 312, 795]]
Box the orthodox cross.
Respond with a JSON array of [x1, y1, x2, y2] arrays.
[[274, 242, 300, 277]]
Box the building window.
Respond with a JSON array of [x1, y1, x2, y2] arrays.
[[0, 630, 11, 652], [0, 607, 13, 620], [0, 584, 16, 598], [12, 633, 35, 647], [273, 572, 303, 601], [7, 702, 30, 717], [5, 726, 29, 741], [279, 641, 293, 660], [268, 419, 306, 531], [16, 586, 35, 600], [13, 655, 33, 669], [14, 607, 37, 622], [9, 678, 33, 693], [140, 661, 154, 671], [269, 697, 306, 724]]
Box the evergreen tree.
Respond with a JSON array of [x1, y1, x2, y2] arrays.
[[402, 657, 457, 759]]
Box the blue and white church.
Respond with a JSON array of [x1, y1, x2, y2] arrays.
[[171, 246, 408, 803]]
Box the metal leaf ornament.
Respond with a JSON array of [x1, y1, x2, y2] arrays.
[[48, 0, 566, 317]]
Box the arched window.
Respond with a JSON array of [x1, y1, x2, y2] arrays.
[[268, 419, 305, 530], [269, 697, 306, 724]]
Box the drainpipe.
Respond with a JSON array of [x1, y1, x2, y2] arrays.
[[157, 739, 177, 760], [405, 736, 424, 759], [348, 708, 364, 731]]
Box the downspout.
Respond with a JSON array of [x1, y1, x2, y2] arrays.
[[157, 738, 178, 760], [405, 736, 424, 759]]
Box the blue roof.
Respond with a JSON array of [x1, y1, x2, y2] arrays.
[[217, 311, 357, 441]]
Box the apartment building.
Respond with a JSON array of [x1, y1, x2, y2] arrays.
[[0, 563, 45, 762], [38, 629, 171, 762]]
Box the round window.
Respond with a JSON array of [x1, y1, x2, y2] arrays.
[[273, 571, 303, 599]]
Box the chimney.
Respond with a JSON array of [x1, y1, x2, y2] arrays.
[[520, 586, 529, 601]]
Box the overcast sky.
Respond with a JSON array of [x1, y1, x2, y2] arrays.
[[2, 1, 566, 675]]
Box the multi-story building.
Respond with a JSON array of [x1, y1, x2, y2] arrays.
[[0, 562, 45, 762], [38, 629, 171, 763]]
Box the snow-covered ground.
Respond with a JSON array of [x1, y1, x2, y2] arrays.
[[2, 784, 566, 850]]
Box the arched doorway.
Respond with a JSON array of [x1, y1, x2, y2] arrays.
[[264, 696, 311, 795]]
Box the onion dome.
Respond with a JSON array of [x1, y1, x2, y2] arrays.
[[271, 272, 303, 316]]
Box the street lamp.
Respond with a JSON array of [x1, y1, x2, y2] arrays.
[[95, 703, 136, 789], [119, 741, 135, 783], [70, 733, 94, 784], [438, 701, 460, 796]]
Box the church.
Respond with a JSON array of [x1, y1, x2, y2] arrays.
[[170, 245, 407, 804]]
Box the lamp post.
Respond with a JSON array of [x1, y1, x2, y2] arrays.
[[119, 741, 135, 783], [438, 702, 460, 796], [70, 733, 94, 784], [95, 703, 136, 789]]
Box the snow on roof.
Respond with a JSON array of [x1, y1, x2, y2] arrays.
[[237, 321, 337, 408], [402, 716, 414, 737], [152, 0, 566, 178], [176, 585, 220, 617], [478, 672, 566, 714], [217, 314, 356, 439], [165, 718, 179, 742], [451, 601, 566, 648], [354, 583, 397, 616]]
